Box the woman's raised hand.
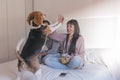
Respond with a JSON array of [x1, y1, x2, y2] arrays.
[[57, 15, 64, 23]]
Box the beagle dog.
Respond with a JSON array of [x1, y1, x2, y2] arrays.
[[16, 11, 64, 80]]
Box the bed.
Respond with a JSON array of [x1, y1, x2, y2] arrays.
[[0, 48, 116, 80]]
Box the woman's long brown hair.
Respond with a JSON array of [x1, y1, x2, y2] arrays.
[[65, 19, 81, 55]]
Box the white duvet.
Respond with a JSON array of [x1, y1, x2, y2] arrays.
[[0, 59, 115, 80]]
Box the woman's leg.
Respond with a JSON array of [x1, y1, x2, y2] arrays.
[[67, 56, 84, 69], [44, 53, 69, 70], [39, 40, 60, 63]]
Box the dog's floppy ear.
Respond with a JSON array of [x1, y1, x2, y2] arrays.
[[27, 11, 44, 26], [27, 12, 34, 25]]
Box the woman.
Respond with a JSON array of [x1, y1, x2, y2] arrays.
[[44, 19, 85, 69]]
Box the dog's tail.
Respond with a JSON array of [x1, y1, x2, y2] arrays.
[[16, 38, 25, 62]]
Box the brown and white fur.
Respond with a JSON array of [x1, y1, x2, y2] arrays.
[[15, 11, 64, 80]]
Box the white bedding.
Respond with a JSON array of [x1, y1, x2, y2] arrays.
[[0, 59, 115, 80]]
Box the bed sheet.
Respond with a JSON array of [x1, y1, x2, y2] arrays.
[[0, 59, 115, 80]]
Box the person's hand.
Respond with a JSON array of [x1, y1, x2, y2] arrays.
[[65, 55, 72, 62], [57, 15, 64, 23]]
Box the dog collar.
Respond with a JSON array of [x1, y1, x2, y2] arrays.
[[30, 25, 41, 29], [30, 20, 41, 29]]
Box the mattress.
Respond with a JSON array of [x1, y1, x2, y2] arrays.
[[0, 59, 115, 80]]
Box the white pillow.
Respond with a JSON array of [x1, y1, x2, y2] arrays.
[[85, 48, 108, 66], [16, 38, 26, 53]]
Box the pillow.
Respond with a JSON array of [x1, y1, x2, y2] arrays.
[[85, 48, 108, 66], [16, 38, 26, 53]]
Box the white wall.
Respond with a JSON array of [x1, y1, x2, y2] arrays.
[[34, 0, 117, 49], [0, 0, 8, 62], [114, 1, 120, 79], [0, 0, 33, 63]]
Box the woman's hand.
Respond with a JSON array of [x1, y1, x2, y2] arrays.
[[60, 54, 71, 64], [65, 55, 72, 62], [57, 15, 64, 23]]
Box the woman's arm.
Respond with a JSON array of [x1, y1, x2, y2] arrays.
[[49, 32, 66, 42], [49, 22, 62, 33], [75, 36, 85, 62], [49, 15, 64, 33], [47, 15, 66, 41]]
